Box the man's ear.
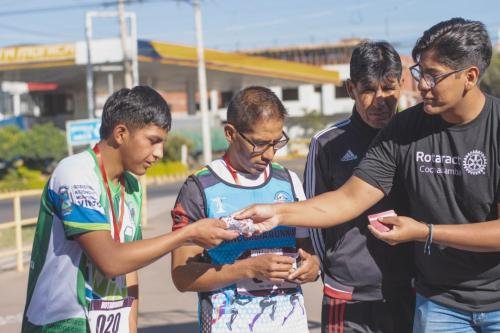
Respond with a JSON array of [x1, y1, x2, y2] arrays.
[[464, 67, 480, 90], [224, 123, 237, 144], [112, 123, 129, 145], [345, 79, 355, 99]]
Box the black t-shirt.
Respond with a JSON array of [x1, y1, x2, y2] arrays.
[[354, 94, 500, 312]]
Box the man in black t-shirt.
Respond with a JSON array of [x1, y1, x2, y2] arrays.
[[304, 41, 414, 333], [236, 18, 500, 332]]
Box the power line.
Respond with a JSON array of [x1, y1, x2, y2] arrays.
[[0, 0, 186, 39], [0, 0, 184, 17], [0, 1, 118, 17], [0, 21, 74, 39]]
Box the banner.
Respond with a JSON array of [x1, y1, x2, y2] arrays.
[[0, 43, 75, 65]]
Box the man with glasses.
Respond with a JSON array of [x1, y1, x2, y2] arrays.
[[304, 41, 414, 333], [236, 18, 500, 332], [409, 64, 471, 90], [171, 86, 319, 332]]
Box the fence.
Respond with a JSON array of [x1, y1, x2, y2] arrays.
[[0, 177, 149, 273], [0, 189, 42, 272]]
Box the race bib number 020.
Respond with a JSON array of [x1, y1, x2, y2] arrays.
[[88, 297, 134, 333]]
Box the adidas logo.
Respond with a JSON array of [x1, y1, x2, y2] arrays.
[[341, 150, 358, 162]]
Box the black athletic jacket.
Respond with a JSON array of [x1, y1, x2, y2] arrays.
[[304, 110, 414, 301]]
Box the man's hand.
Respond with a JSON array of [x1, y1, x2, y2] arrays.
[[368, 215, 428, 245], [244, 254, 295, 282], [287, 249, 320, 283], [234, 204, 280, 234], [185, 218, 239, 249]]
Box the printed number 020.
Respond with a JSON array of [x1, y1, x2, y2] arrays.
[[95, 313, 121, 333]]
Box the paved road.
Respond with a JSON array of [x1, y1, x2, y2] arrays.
[[0, 196, 39, 224], [0, 157, 324, 332]]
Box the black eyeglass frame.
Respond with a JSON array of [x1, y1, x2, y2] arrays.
[[409, 64, 469, 88], [237, 130, 289, 154]]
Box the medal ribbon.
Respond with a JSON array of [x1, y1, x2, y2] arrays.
[[222, 153, 268, 185], [93, 145, 125, 242]]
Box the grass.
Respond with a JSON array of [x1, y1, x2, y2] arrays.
[[0, 166, 46, 191], [0, 225, 36, 250], [146, 161, 188, 177]]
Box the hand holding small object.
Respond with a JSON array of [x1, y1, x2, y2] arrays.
[[221, 216, 256, 236]]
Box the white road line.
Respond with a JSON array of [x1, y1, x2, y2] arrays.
[[0, 312, 22, 326]]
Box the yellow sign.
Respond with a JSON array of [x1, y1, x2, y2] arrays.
[[0, 43, 75, 64]]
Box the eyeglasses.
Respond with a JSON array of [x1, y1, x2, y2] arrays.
[[409, 64, 468, 88], [237, 130, 289, 154]]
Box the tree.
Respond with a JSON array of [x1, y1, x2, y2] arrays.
[[0, 126, 24, 162], [20, 123, 67, 172], [300, 109, 326, 137], [162, 133, 194, 162], [481, 51, 500, 97]]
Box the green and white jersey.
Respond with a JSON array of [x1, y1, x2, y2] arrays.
[[22, 149, 142, 332]]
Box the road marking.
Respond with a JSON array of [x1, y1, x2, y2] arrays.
[[0, 312, 22, 325]]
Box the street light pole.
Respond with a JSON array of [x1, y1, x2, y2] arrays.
[[118, 0, 133, 88], [193, 0, 212, 164], [85, 13, 95, 119], [85, 10, 138, 118]]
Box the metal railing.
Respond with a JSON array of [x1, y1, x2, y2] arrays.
[[0, 189, 42, 272], [0, 177, 149, 273]]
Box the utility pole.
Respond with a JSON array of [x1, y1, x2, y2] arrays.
[[118, 0, 133, 88], [85, 10, 138, 119], [85, 13, 95, 118], [193, 0, 212, 164]]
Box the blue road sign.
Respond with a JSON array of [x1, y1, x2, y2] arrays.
[[66, 118, 101, 147]]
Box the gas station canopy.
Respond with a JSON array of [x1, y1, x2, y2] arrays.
[[0, 39, 340, 92]]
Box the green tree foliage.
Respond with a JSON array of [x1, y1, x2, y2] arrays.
[[0, 126, 24, 162], [20, 123, 67, 172], [162, 133, 194, 162], [0, 166, 46, 190], [481, 51, 500, 97], [300, 109, 325, 137]]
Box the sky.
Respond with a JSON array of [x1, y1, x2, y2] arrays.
[[0, 0, 498, 56]]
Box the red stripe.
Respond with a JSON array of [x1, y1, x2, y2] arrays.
[[27, 82, 58, 91], [323, 284, 353, 301], [339, 300, 345, 333], [334, 298, 339, 333], [328, 298, 334, 333]]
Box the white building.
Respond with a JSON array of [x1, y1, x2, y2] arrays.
[[245, 39, 420, 121]]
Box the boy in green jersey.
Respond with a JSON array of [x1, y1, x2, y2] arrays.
[[22, 86, 238, 333]]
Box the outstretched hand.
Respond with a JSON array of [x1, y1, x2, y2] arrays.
[[368, 215, 428, 245], [187, 218, 239, 249], [233, 204, 280, 234]]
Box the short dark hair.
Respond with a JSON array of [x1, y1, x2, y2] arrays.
[[412, 18, 492, 77], [350, 41, 402, 85], [100, 86, 172, 139], [227, 86, 287, 133]]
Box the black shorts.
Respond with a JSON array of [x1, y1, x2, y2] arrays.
[[321, 290, 415, 333]]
